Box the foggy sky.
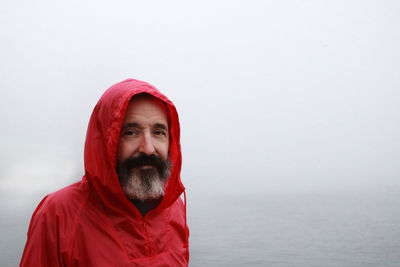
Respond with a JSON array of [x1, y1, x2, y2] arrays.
[[1, 0, 400, 199]]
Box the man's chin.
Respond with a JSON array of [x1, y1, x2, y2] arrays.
[[121, 173, 166, 201], [124, 187, 166, 201]]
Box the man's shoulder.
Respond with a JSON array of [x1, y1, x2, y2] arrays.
[[48, 180, 89, 204], [34, 181, 91, 219], [167, 196, 186, 217]]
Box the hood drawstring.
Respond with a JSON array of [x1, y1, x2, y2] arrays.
[[183, 190, 189, 261]]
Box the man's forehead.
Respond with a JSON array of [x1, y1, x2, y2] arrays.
[[130, 92, 160, 102], [124, 93, 170, 124], [129, 93, 167, 109]]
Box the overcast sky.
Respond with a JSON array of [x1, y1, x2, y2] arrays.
[[1, 0, 400, 201]]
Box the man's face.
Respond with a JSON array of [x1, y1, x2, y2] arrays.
[[116, 95, 170, 201]]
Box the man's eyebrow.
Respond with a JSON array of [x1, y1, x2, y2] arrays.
[[154, 123, 168, 130], [121, 122, 140, 129], [122, 122, 168, 130]]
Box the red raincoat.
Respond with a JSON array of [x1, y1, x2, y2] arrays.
[[20, 79, 189, 266]]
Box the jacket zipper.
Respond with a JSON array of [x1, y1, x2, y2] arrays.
[[142, 219, 153, 256]]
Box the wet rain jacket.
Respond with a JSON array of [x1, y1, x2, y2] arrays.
[[20, 79, 189, 266]]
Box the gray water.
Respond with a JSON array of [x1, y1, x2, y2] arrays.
[[1, 191, 399, 266], [188, 192, 400, 267]]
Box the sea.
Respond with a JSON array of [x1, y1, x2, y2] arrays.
[[1, 191, 399, 267]]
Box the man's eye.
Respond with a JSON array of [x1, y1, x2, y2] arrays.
[[124, 130, 137, 136], [154, 130, 167, 136]]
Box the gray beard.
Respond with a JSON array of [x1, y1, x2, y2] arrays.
[[118, 162, 171, 201]]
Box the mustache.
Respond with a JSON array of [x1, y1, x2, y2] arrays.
[[120, 153, 167, 171]]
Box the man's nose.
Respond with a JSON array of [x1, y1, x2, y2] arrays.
[[139, 132, 155, 155]]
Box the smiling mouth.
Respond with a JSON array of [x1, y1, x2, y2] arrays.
[[138, 165, 154, 169]]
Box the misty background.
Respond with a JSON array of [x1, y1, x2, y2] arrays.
[[1, 1, 399, 266]]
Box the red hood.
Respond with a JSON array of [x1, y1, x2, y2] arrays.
[[83, 79, 184, 218]]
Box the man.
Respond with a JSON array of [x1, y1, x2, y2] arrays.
[[20, 79, 189, 266]]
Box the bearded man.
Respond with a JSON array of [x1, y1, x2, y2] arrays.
[[20, 79, 189, 266]]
